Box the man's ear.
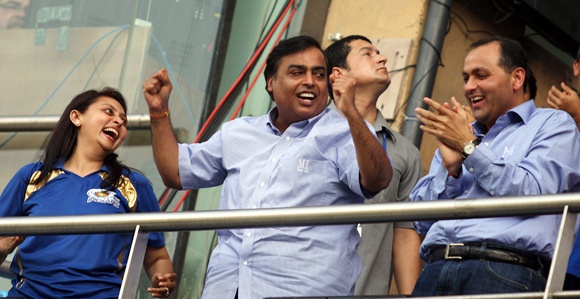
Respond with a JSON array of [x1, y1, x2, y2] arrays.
[[512, 67, 525, 91], [332, 67, 344, 77], [266, 76, 273, 93], [573, 60, 579, 77]]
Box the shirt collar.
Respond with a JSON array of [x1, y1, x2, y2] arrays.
[[472, 100, 535, 135], [507, 99, 536, 124], [326, 102, 395, 142], [54, 159, 110, 173], [267, 106, 327, 134], [372, 110, 396, 143]]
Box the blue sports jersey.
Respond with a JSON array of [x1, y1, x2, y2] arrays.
[[0, 161, 165, 299]]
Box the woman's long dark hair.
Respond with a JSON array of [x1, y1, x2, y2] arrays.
[[32, 87, 130, 190]]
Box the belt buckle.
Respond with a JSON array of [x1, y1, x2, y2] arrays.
[[444, 243, 465, 260]]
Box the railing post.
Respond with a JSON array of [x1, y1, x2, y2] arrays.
[[543, 205, 577, 299], [119, 225, 149, 299]]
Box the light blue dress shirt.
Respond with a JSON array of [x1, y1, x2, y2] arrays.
[[178, 107, 370, 299], [411, 100, 580, 261]]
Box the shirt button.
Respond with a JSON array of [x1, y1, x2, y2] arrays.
[[468, 167, 474, 172], [243, 260, 248, 266], [271, 158, 277, 162], [246, 232, 252, 237], [260, 182, 265, 187], [484, 142, 489, 146], [490, 191, 495, 196], [251, 205, 257, 209], [285, 136, 290, 141]]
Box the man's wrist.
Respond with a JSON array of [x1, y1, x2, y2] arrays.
[[461, 137, 482, 159], [150, 111, 170, 120]]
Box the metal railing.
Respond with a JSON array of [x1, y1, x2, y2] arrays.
[[0, 115, 152, 132], [0, 193, 578, 235], [0, 194, 578, 298]]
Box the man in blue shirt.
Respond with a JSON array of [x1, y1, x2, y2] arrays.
[[411, 36, 580, 295], [546, 46, 580, 290], [142, 35, 393, 299]]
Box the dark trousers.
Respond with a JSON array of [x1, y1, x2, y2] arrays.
[[412, 259, 546, 296], [564, 273, 580, 290]]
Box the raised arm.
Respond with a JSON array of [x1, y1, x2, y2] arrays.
[[330, 72, 392, 193], [547, 82, 580, 129], [142, 69, 182, 189]]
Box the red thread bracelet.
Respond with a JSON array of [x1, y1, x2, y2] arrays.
[[150, 111, 169, 120]]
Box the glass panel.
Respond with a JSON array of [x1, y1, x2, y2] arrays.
[[0, 0, 224, 297], [176, 1, 301, 297]]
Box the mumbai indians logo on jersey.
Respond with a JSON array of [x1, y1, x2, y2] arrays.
[[86, 189, 121, 208]]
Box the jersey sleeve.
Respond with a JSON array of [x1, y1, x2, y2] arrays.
[[131, 171, 166, 248], [0, 163, 40, 217]]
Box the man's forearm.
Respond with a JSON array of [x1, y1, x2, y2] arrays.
[[344, 109, 392, 192], [393, 227, 422, 294], [150, 117, 181, 189]]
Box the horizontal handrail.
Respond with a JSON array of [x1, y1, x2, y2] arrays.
[[369, 291, 580, 298], [0, 115, 151, 131], [0, 193, 578, 298], [0, 193, 578, 236]]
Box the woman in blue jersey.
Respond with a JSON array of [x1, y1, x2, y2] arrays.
[[0, 87, 176, 298]]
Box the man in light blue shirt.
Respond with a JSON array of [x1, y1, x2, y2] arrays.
[[411, 36, 580, 295], [142, 35, 393, 299]]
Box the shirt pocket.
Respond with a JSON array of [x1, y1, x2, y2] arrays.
[[269, 158, 334, 207]]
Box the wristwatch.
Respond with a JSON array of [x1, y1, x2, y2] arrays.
[[461, 138, 481, 159]]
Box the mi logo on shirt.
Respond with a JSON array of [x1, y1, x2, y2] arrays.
[[86, 189, 121, 208], [502, 145, 514, 158], [297, 159, 310, 173]]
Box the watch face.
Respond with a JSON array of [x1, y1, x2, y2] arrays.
[[464, 143, 476, 154]]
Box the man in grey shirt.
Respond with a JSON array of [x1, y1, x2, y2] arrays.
[[325, 34, 422, 295]]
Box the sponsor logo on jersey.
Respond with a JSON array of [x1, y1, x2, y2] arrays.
[[86, 189, 121, 208]]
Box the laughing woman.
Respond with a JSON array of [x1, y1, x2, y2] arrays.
[[0, 87, 176, 298]]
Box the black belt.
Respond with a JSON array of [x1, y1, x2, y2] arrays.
[[427, 242, 550, 277]]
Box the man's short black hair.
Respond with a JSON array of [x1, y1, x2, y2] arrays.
[[325, 35, 372, 71], [526, 68, 537, 100]]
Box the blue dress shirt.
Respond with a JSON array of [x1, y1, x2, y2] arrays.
[[178, 107, 371, 299], [411, 100, 580, 261]]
